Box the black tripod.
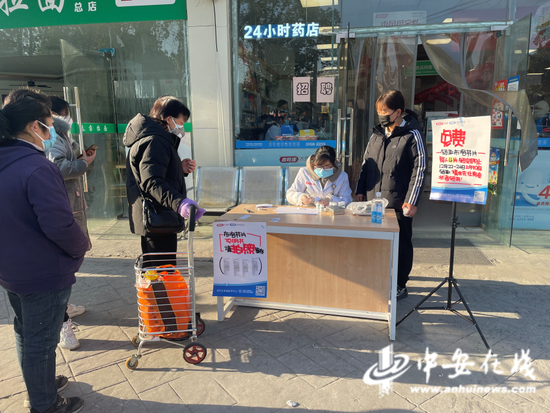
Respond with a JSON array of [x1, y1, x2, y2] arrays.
[[396, 201, 490, 350]]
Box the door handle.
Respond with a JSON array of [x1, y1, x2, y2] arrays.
[[504, 109, 512, 167], [342, 112, 347, 158], [65, 87, 89, 192], [336, 108, 342, 159], [348, 108, 354, 166]]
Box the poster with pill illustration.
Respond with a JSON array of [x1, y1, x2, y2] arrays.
[[212, 222, 267, 297]]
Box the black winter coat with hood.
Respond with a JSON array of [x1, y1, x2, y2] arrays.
[[355, 110, 426, 209], [124, 114, 187, 237]]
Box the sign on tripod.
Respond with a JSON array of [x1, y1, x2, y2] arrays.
[[430, 116, 491, 205]]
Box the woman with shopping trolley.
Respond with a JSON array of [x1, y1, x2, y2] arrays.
[[124, 96, 206, 266]]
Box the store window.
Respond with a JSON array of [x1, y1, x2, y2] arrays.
[[0, 20, 191, 226], [232, 0, 340, 166], [515, 2, 550, 246]]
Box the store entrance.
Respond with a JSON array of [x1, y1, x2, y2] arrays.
[[337, 18, 533, 236], [0, 37, 127, 231], [336, 34, 463, 231]]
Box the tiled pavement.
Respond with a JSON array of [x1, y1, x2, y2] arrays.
[[1, 228, 549, 413]]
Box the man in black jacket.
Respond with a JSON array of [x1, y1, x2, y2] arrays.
[[356, 90, 426, 301]]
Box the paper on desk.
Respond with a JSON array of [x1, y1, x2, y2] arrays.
[[274, 207, 318, 215]]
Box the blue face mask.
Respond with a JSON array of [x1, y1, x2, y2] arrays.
[[35, 121, 57, 151], [314, 167, 334, 179]]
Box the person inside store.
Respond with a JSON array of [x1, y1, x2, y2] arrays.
[[125, 95, 206, 267], [355, 89, 426, 301], [0, 88, 88, 413], [263, 99, 289, 140], [533, 100, 550, 135], [286, 145, 353, 207], [46, 96, 94, 352]]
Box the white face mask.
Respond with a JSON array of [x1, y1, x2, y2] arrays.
[[62, 115, 74, 126], [169, 117, 185, 138]]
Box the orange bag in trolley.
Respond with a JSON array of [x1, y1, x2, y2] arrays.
[[137, 265, 191, 340]]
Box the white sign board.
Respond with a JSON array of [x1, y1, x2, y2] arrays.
[[317, 77, 335, 103], [293, 76, 311, 102], [212, 221, 267, 298], [430, 116, 491, 205]]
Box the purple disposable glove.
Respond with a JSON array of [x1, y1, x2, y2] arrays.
[[178, 198, 206, 221]]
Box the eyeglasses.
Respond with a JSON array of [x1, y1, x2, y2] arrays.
[[315, 165, 333, 170]]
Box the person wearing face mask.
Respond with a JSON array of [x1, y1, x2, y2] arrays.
[[286, 145, 352, 207], [355, 90, 426, 301], [264, 111, 289, 140], [532, 100, 550, 135], [125, 96, 205, 267], [45, 96, 95, 352], [0, 89, 88, 413]]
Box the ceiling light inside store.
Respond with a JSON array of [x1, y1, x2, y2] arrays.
[[317, 44, 337, 49], [321, 56, 337, 61], [443, 18, 453, 23], [528, 73, 543, 76], [300, 0, 338, 7], [426, 38, 452, 45], [319, 26, 338, 33]]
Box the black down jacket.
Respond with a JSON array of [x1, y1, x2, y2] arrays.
[[124, 114, 187, 237], [355, 110, 426, 209]]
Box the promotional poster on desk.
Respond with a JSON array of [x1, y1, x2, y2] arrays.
[[213, 222, 268, 298], [430, 116, 491, 205], [513, 150, 550, 230]]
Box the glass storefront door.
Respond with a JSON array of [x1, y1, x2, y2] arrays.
[[337, 34, 417, 190], [60, 40, 125, 230], [421, 15, 534, 246]]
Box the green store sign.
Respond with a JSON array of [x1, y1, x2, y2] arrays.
[[405, 60, 438, 77], [0, 0, 187, 30], [71, 122, 193, 134]]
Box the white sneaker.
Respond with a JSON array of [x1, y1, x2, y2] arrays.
[[59, 319, 80, 350], [67, 303, 86, 318]]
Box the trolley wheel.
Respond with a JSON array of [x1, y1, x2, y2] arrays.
[[126, 357, 139, 370], [183, 343, 207, 364], [196, 314, 205, 337], [131, 335, 140, 348]]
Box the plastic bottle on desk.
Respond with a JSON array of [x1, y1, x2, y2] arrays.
[[370, 199, 378, 224], [372, 192, 383, 224]]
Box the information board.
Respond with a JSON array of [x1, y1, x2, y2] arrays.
[[213, 222, 267, 298], [430, 116, 491, 205]]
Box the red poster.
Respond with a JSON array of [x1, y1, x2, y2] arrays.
[[491, 79, 507, 130]]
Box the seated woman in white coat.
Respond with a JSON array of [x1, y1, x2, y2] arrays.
[[286, 145, 353, 207]]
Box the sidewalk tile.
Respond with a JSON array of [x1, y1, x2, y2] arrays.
[[299, 376, 416, 412], [421, 393, 512, 413], [78, 381, 148, 413], [209, 350, 316, 410], [75, 364, 127, 395], [139, 383, 192, 413]]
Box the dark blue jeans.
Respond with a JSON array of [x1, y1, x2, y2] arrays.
[[7, 286, 71, 412]]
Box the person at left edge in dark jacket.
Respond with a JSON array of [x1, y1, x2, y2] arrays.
[[124, 95, 206, 267], [355, 89, 426, 301], [0, 89, 88, 413]]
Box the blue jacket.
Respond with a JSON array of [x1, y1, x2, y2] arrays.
[[0, 140, 88, 294]]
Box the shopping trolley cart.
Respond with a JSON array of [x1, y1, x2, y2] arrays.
[[126, 207, 206, 370]]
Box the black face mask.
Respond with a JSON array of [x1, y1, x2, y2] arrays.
[[379, 109, 398, 128]]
